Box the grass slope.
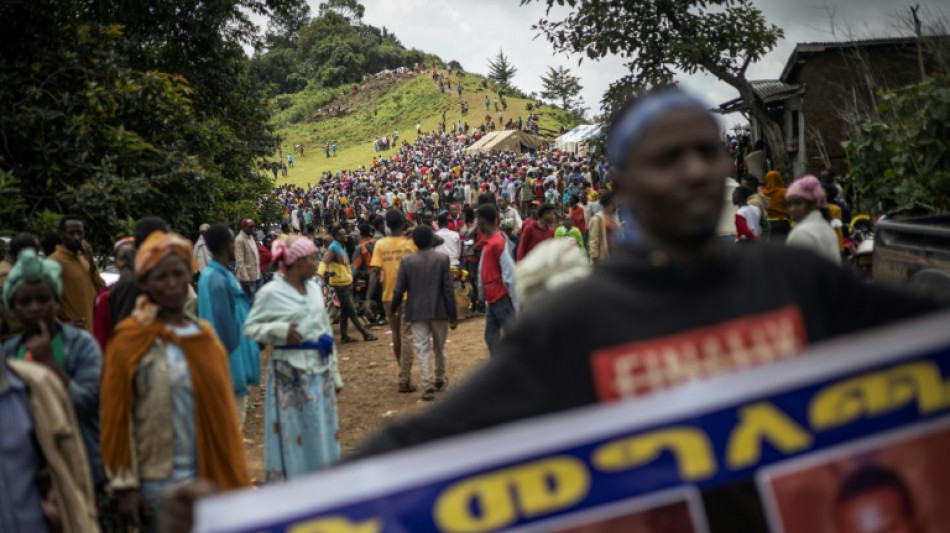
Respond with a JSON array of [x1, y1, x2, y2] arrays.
[[271, 72, 580, 188]]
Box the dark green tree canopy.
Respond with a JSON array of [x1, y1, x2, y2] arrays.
[[540, 65, 584, 113], [251, 0, 441, 96], [521, 0, 788, 170], [0, 0, 283, 250], [487, 49, 519, 89]]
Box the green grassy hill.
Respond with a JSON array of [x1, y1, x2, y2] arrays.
[[271, 72, 581, 188]]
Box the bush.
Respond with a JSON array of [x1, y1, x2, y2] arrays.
[[843, 74, 950, 214]]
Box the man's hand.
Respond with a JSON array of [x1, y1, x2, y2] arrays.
[[118, 489, 148, 529], [159, 480, 217, 533], [363, 301, 374, 318], [449, 319, 458, 331], [81, 240, 95, 269], [287, 323, 303, 345]]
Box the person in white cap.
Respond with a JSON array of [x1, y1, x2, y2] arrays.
[[192, 223, 212, 273]]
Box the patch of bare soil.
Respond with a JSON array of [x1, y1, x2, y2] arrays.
[[242, 316, 488, 480]]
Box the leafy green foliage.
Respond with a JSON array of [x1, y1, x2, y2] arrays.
[[487, 49, 519, 90], [0, 0, 277, 252], [843, 74, 950, 213], [252, 1, 441, 97], [521, 0, 790, 173], [540, 66, 585, 114]]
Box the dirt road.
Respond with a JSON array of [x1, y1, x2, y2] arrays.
[[242, 317, 488, 480]]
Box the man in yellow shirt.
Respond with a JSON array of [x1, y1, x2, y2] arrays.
[[366, 210, 418, 392], [319, 225, 377, 343]]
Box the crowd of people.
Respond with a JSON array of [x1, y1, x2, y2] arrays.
[[0, 86, 944, 533]]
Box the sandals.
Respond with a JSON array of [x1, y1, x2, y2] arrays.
[[421, 388, 436, 401], [398, 382, 417, 394]]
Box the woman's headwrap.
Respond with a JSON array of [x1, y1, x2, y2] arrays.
[[607, 89, 712, 170], [2, 249, 62, 309], [113, 236, 135, 255], [785, 175, 827, 208], [134, 231, 195, 282], [762, 170, 785, 195], [271, 236, 318, 274]]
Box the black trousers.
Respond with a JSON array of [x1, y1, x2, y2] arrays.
[[335, 284, 370, 339]]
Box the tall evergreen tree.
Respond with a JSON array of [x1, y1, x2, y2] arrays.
[[539, 66, 584, 112], [487, 49, 518, 89]]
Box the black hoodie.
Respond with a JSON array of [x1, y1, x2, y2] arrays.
[[353, 244, 942, 531]]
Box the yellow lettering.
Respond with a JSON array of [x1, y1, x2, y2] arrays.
[[592, 428, 715, 481], [810, 361, 947, 431], [434, 456, 589, 533], [289, 516, 382, 533], [727, 402, 812, 469]]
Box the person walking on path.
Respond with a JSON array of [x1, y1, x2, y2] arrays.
[[477, 204, 518, 357], [318, 225, 377, 343], [366, 210, 418, 392], [197, 225, 261, 428], [100, 232, 250, 529], [785, 175, 840, 264], [516, 203, 555, 261], [235, 218, 261, 302], [390, 226, 458, 401], [49, 215, 104, 331], [192, 223, 212, 274], [555, 212, 586, 252], [588, 191, 618, 265], [243, 236, 343, 481]]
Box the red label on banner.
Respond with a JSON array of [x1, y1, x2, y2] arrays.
[[591, 306, 808, 402]]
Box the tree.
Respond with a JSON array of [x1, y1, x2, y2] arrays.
[[487, 49, 518, 89], [842, 74, 950, 214], [540, 66, 584, 112], [521, 0, 789, 174], [318, 0, 365, 24], [265, 0, 311, 50], [0, 0, 275, 251]]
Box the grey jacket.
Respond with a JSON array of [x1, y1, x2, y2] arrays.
[[2, 323, 104, 485], [391, 249, 458, 323]]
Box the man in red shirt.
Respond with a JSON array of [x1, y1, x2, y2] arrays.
[[516, 203, 555, 261], [477, 204, 518, 357]]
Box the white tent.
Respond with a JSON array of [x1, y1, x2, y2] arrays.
[[554, 124, 604, 154]]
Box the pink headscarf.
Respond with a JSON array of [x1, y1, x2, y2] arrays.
[[271, 236, 318, 273], [785, 175, 827, 208]]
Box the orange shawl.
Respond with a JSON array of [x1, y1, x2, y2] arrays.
[[762, 170, 789, 219], [100, 313, 250, 491]]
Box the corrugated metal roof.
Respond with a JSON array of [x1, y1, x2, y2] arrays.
[[716, 80, 804, 113], [749, 80, 802, 100]]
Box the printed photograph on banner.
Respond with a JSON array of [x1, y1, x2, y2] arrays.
[[758, 418, 950, 533], [511, 487, 707, 533]]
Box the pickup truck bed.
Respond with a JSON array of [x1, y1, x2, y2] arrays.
[[874, 215, 950, 302]]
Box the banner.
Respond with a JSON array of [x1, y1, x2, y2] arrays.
[[196, 311, 950, 533]]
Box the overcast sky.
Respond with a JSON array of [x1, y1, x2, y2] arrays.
[[276, 0, 947, 127]]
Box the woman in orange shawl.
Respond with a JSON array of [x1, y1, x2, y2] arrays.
[[100, 231, 249, 529], [762, 170, 791, 242]]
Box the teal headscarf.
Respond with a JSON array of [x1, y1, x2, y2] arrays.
[[2, 249, 62, 309]]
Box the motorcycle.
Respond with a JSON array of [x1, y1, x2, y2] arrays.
[[844, 215, 875, 280], [318, 276, 342, 324]]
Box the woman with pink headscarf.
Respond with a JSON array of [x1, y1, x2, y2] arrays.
[[785, 175, 840, 263], [243, 235, 343, 480]]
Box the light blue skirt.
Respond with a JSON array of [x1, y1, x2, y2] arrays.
[[264, 360, 340, 482]]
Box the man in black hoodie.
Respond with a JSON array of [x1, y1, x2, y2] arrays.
[[351, 89, 941, 531]]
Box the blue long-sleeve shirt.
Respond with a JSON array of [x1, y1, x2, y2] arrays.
[[197, 260, 261, 396]]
